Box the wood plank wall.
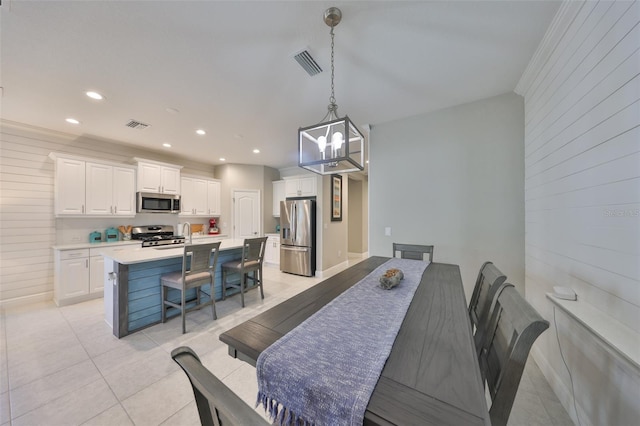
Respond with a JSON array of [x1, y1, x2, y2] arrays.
[[516, 0, 639, 423], [0, 122, 215, 305]]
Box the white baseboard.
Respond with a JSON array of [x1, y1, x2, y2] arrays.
[[0, 291, 53, 309], [316, 260, 350, 278], [347, 252, 369, 258]]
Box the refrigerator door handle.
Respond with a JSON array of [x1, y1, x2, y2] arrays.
[[281, 246, 309, 252]]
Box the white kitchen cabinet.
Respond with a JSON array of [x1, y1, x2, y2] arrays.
[[89, 251, 105, 294], [112, 167, 136, 216], [264, 234, 280, 266], [181, 176, 220, 217], [285, 176, 317, 198], [136, 160, 181, 194], [207, 180, 221, 216], [272, 180, 285, 216], [52, 155, 136, 217], [54, 247, 109, 306], [86, 163, 136, 216], [54, 157, 86, 215]]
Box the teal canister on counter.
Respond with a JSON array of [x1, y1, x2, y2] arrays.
[[89, 231, 102, 243], [105, 227, 119, 242]]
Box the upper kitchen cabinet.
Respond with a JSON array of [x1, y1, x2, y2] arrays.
[[285, 176, 317, 198], [180, 176, 221, 217], [54, 157, 85, 215], [272, 180, 285, 216], [135, 158, 182, 194], [86, 163, 136, 216], [207, 180, 221, 216], [51, 154, 136, 217]]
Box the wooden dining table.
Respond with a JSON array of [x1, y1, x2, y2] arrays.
[[219, 256, 490, 425]]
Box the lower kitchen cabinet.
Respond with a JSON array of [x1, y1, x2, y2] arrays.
[[54, 247, 106, 306], [264, 234, 280, 266]]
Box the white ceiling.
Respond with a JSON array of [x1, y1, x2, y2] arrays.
[[0, 0, 561, 170]]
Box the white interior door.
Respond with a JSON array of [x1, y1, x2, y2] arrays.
[[232, 190, 260, 239]]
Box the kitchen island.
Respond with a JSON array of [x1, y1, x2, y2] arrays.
[[101, 239, 245, 338]]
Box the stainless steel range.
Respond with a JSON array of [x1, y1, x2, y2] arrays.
[[131, 225, 185, 247]]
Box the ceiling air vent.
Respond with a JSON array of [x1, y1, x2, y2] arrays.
[[125, 119, 150, 130], [294, 49, 322, 76]]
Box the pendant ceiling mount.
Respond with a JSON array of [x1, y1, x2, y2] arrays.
[[298, 7, 365, 176]]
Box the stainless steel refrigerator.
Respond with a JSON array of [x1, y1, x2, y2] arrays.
[[280, 198, 316, 276]]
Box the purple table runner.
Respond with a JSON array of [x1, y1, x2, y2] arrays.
[[256, 258, 429, 425]]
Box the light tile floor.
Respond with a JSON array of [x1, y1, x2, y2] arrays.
[[0, 258, 573, 425]]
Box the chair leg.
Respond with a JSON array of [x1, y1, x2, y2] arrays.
[[259, 267, 264, 300], [221, 269, 226, 300], [161, 285, 166, 323], [240, 272, 245, 308], [211, 285, 217, 320], [181, 289, 186, 334]]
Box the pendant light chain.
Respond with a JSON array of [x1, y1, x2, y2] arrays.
[[329, 26, 336, 111]]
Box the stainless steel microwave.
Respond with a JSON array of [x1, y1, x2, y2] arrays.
[[137, 192, 181, 213]]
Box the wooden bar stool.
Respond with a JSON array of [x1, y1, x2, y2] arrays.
[[221, 237, 267, 308], [161, 242, 221, 334]]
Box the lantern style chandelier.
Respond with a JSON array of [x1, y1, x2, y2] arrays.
[[298, 7, 365, 175]]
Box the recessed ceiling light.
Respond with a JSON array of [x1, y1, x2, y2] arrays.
[[219, 158, 226, 162], [163, 143, 172, 148], [253, 149, 260, 154], [196, 129, 206, 136], [65, 118, 80, 124], [86, 91, 104, 100]]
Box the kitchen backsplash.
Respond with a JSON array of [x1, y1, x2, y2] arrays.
[[56, 215, 213, 244]]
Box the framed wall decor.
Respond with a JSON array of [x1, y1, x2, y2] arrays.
[[331, 174, 342, 222]]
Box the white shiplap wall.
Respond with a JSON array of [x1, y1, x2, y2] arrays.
[[516, 0, 639, 424], [0, 122, 215, 305]]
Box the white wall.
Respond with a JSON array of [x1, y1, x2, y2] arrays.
[[213, 163, 279, 237], [516, 1, 640, 424], [0, 122, 215, 305], [369, 92, 525, 298]]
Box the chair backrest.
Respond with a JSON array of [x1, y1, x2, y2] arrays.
[[479, 286, 549, 426], [468, 261, 507, 330], [182, 242, 221, 285], [241, 237, 267, 267], [392, 243, 434, 262], [171, 346, 268, 426]]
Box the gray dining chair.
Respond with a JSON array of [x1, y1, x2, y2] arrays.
[[468, 261, 511, 355], [171, 346, 268, 426], [160, 242, 221, 334], [221, 237, 267, 308], [392, 242, 434, 262], [478, 285, 549, 426]]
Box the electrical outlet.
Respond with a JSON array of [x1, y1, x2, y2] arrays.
[[338, 250, 342, 258]]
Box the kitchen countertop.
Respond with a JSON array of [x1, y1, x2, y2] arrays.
[[100, 238, 245, 265], [52, 234, 229, 251], [52, 240, 141, 251]]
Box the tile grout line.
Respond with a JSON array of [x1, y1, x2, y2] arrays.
[[58, 305, 138, 426]]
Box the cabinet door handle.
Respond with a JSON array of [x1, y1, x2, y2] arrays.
[[82, 205, 85, 214], [86, 259, 89, 268], [114, 206, 117, 214]]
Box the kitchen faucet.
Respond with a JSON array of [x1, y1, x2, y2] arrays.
[[182, 222, 192, 244]]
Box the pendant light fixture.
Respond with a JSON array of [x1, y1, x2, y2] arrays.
[[298, 7, 365, 175]]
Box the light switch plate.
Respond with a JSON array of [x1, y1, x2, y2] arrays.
[[384, 227, 391, 236]]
